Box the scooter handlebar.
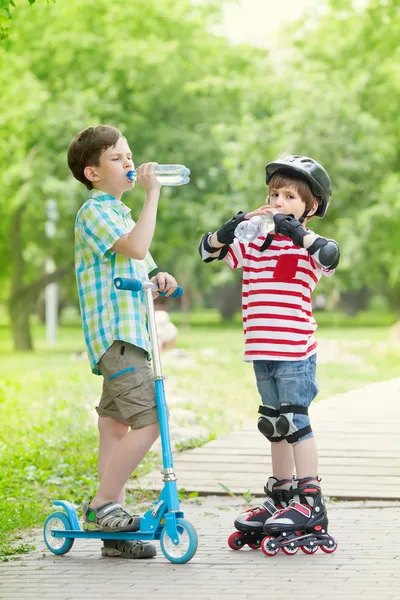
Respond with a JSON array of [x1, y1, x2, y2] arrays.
[[114, 277, 183, 298]]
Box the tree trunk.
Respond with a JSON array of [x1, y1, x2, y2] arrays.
[[181, 282, 191, 328], [8, 204, 32, 350], [215, 278, 242, 321], [386, 284, 400, 314], [8, 296, 34, 350], [339, 287, 370, 316], [8, 203, 72, 350]]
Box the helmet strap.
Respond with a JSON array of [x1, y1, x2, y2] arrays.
[[299, 209, 309, 224]]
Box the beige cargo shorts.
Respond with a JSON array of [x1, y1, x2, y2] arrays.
[[96, 341, 158, 429]]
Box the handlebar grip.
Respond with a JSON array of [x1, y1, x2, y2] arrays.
[[162, 286, 183, 299], [114, 277, 142, 291], [114, 278, 183, 298]]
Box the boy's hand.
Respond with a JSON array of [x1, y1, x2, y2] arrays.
[[216, 211, 247, 245], [245, 204, 278, 220], [136, 162, 161, 193], [273, 213, 310, 247], [151, 272, 178, 298]]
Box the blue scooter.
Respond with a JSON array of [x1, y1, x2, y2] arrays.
[[43, 277, 198, 564]]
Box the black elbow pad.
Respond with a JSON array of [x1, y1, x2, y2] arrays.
[[198, 233, 230, 263], [198, 233, 216, 258], [308, 237, 340, 269], [216, 245, 230, 261]]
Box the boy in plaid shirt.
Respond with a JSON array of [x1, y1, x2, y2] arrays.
[[68, 125, 177, 558]]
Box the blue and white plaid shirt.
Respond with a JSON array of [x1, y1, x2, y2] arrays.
[[75, 190, 157, 374]]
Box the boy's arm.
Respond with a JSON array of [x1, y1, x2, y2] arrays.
[[198, 205, 270, 262], [273, 213, 340, 269], [112, 163, 161, 260], [304, 234, 340, 270], [198, 211, 247, 262], [198, 232, 226, 262]]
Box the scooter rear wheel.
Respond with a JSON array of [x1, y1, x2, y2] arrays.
[[44, 511, 75, 555]]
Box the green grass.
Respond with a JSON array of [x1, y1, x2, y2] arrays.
[[172, 323, 400, 420], [0, 325, 98, 558], [0, 312, 399, 558], [0, 324, 157, 558]]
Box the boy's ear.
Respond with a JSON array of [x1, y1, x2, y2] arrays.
[[307, 199, 319, 218], [84, 165, 100, 183]]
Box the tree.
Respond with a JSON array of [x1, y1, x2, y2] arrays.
[[1, 0, 36, 19], [1, 0, 275, 347], [1, 0, 39, 40], [271, 0, 400, 311]]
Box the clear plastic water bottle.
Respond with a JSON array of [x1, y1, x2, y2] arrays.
[[126, 164, 190, 186], [235, 213, 275, 242]]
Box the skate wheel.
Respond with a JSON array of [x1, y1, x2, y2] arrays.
[[248, 540, 262, 550], [228, 531, 245, 550], [282, 543, 299, 555], [261, 536, 279, 557], [301, 543, 318, 555], [320, 537, 338, 554]]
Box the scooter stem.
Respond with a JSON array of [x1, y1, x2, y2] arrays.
[[144, 287, 175, 476]]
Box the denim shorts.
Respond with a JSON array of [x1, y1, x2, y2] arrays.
[[253, 354, 319, 443]]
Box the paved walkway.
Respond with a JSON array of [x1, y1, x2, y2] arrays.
[[1, 497, 399, 600], [138, 378, 400, 500], [2, 379, 400, 599]]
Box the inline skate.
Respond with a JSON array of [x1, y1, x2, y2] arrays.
[[261, 477, 337, 556], [228, 477, 292, 550]]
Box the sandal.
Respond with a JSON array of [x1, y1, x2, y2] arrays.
[[101, 539, 157, 559], [83, 501, 141, 532]]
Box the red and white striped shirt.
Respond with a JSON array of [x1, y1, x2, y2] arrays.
[[225, 234, 334, 361]]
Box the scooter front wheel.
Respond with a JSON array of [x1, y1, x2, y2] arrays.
[[44, 511, 75, 555], [160, 518, 198, 564]]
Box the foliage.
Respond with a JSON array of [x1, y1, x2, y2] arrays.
[[0, 0, 274, 343], [0, 0, 40, 40], [1, 0, 36, 21], [282, 0, 400, 300], [175, 432, 216, 452], [2, 0, 400, 346]]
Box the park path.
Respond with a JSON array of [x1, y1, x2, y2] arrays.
[[137, 378, 400, 500], [1, 379, 400, 599], [1, 497, 399, 600]]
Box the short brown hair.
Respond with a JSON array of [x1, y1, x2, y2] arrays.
[[67, 125, 123, 189], [268, 172, 317, 217]]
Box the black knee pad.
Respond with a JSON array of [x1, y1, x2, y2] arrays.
[[276, 414, 290, 436], [257, 416, 275, 438], [277, 405, 312, 444], [257, 405, 284, 442]]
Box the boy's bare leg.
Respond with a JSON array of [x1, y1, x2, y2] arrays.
[[91, 421, 160, 508], [271, 439, 295, 480], [293, 436, 319, 479], [98, 416, 129, 505]]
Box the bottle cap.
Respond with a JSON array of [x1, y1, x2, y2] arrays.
[[126, 170, 136, 182]]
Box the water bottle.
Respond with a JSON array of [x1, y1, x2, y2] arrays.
[[235, 213, 275, 242], [126, 164, 190, 186]]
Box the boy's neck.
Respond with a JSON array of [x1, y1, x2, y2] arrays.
[[92, 184, 123, 201]]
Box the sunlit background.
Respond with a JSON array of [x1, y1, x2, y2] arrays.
[[216, 0, 321, 48], [1, 0, 399, 556]]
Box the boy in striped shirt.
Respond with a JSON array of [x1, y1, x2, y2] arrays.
[[68, 125, 178, 558], [199, 155, 340, 548]]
